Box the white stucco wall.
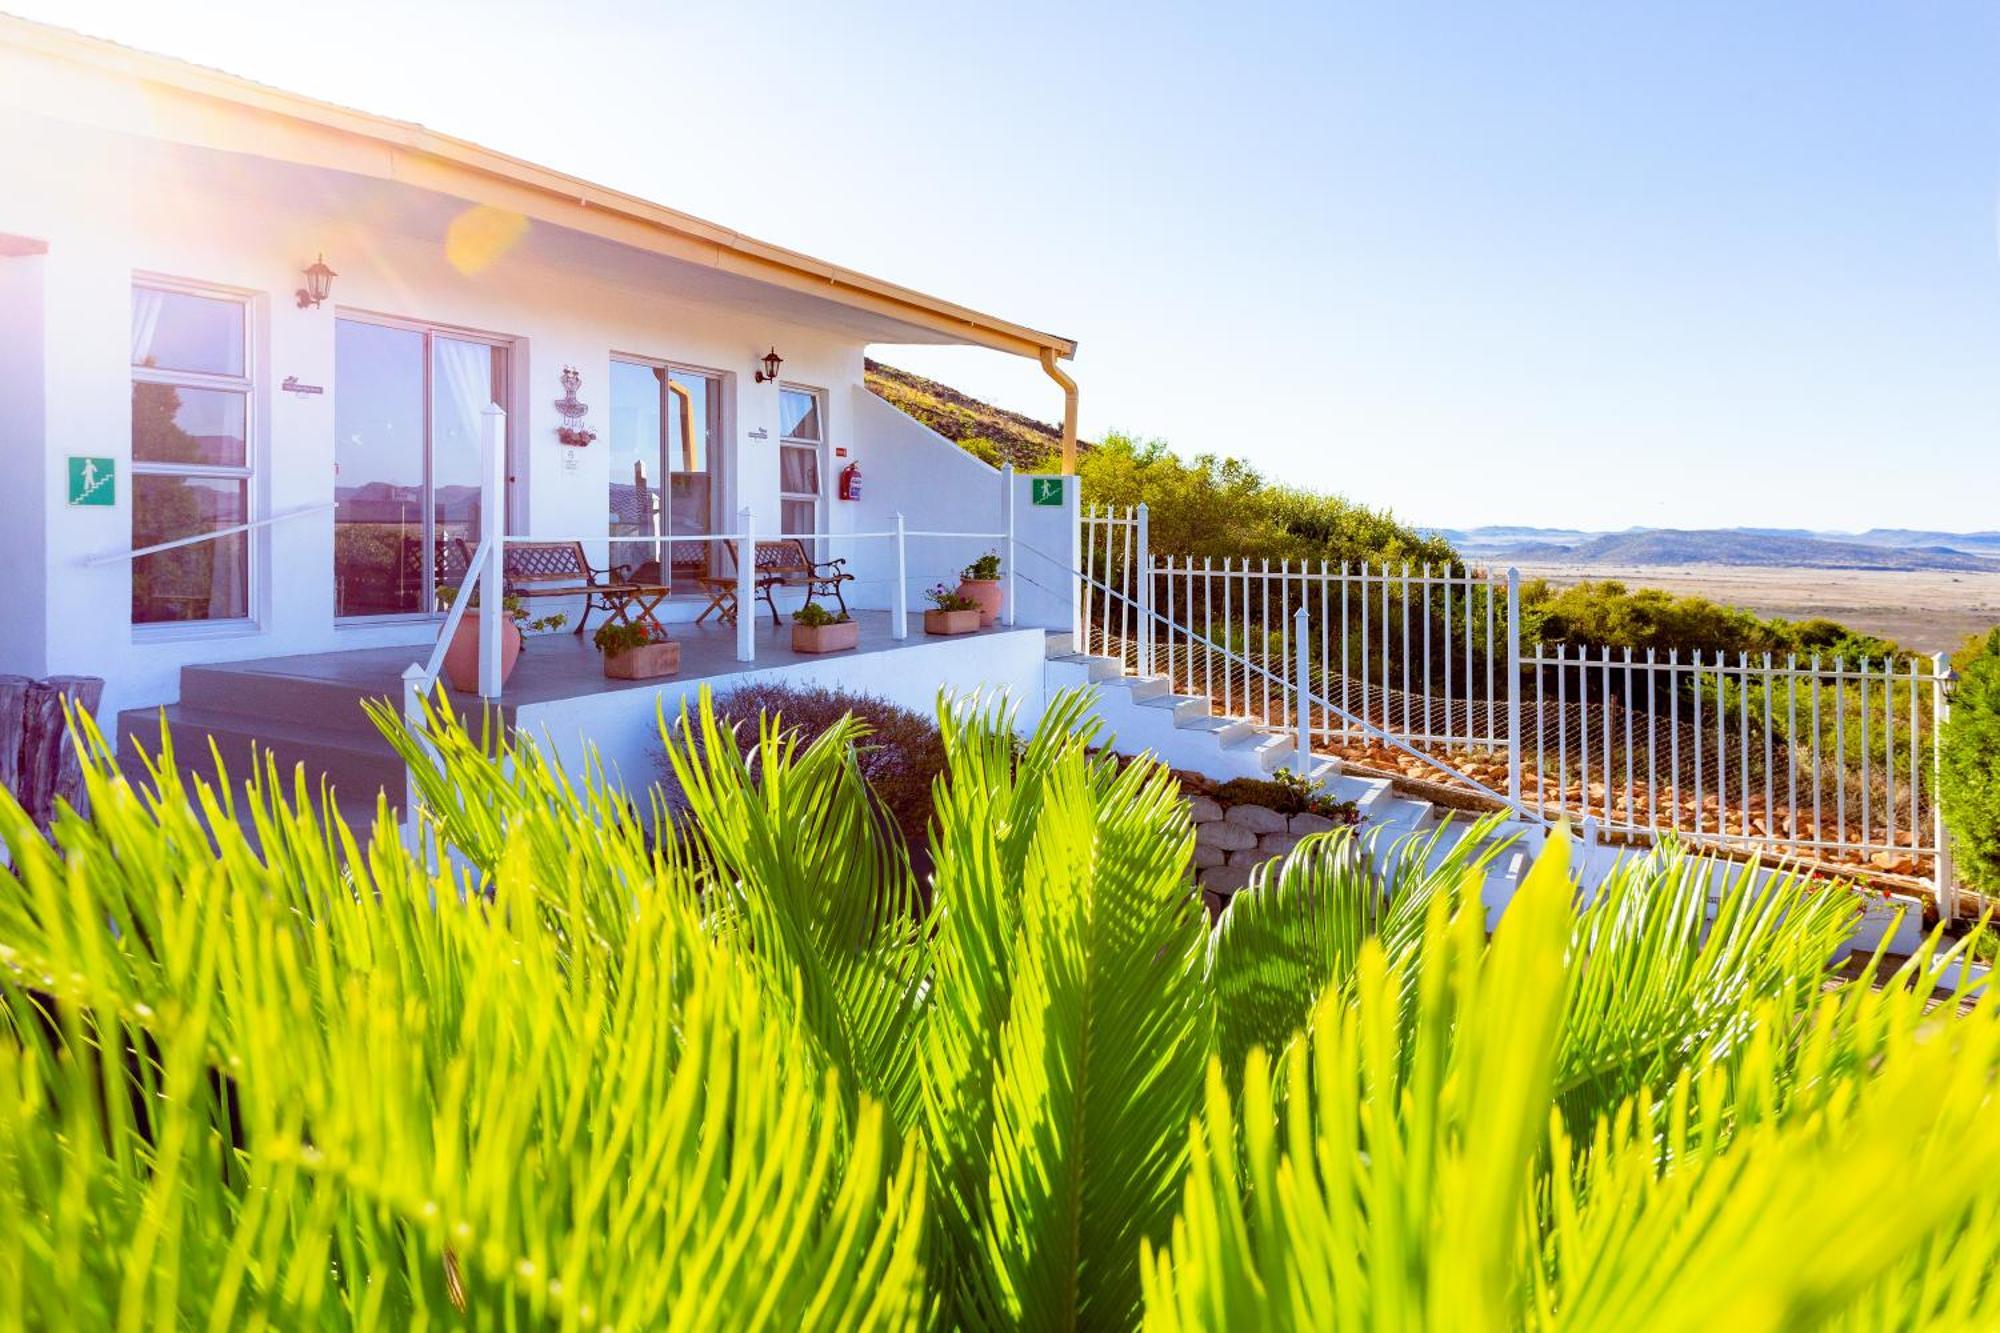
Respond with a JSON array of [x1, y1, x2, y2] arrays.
[[0, 245, 49, 678], [513, 625, 1051, 800], [0, 106, 1023, 719], [835, 392, 1080, 631]]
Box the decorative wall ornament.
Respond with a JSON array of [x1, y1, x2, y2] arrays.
[[554, 365, 595, 446]]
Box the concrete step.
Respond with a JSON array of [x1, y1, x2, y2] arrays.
[[116, 703, 407, 812], [1220, 729, 1294, 774], [1136, 692, 1211, 725], [178, 663, 391, 735], [1043, 631, 1076, 659], [1117, 674, 1173, 702], [1050, 653, 1126, 683]]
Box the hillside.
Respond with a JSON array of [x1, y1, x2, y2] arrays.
[[864, 359, 1085, 469], [1503, 528, 1999, 572]]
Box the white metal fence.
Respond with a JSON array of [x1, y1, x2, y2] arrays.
[[1079, 503, 1959, 909]]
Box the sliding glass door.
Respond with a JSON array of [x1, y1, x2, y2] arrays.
[[607, 359, 721, 587], [334, 317, 508, 619]]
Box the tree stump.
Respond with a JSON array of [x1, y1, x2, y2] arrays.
[[18, 676, 105, 830], [0, 675, 30, 806]]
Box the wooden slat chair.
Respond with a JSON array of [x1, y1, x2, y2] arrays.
[[702, 539, 853, 626], [500, 541, 642, 635]]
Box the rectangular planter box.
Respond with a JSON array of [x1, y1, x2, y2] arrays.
[[602, 640, 681, 680], [792, 619, 860, 653], [924, 608, 982, 636]]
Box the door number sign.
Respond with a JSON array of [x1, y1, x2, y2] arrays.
[[68, 456, 115, 507]]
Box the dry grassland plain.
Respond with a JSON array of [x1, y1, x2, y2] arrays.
[[1510, 563, 2000, 656]]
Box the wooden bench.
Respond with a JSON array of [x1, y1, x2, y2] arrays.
[[499, 541, 643, 635], [697, 539, 854, 626]]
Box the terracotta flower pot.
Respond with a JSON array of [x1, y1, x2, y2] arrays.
[[957, 578, 1003, 626], [443, 617, 521, 693], [924, 608, 982, 636], [792, 619, 861, 654], [602, 640, 681, 680]]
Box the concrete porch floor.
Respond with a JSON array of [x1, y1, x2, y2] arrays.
[[217, 610, 1022, 711]]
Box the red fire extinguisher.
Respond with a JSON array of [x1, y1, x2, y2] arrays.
[[838, 460, 862, 501]]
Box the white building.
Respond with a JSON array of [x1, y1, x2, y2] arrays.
[[0, 16, 1085, 801]]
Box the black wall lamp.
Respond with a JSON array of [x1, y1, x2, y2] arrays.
[[296, 254, 337, 309], [754, 347, 784, 383]]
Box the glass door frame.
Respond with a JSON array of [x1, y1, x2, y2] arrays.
[[607, 353, 728, 590], [333, 310, 515, 625]]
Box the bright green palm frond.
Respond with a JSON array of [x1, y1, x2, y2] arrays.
[[1144, 833, 1577, 1331], [1205, 812, 1513, 1091], [976, 743, 1211, 1332], [0, 722, 929, 1331], [1546, 979, 2000, 1333], [1554, 841, 1862, 1127], [657, 688, 930, 1127], [918, 688, 1105, 1320]]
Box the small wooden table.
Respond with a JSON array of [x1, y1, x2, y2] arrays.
[[694, 577, 739, 626], [611, 585, 672, 631]]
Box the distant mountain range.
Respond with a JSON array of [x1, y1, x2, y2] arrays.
[[1428, 526, 2000, 572]]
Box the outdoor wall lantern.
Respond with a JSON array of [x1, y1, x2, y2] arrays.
[[295, 254, 337, 309], [754, 347, 784, 384]]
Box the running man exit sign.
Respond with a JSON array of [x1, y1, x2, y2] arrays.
[[68, 456, 114, 506], [1030, 477, 1064, 507]]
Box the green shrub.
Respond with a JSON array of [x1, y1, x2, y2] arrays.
[[672, 680, 943, 850], [790, 601, 850, 627], [1183, 767, 1360, 821], [591, 619, 667, 654], [1941, 634, 2000, 895], [13, 695, 2000, 1327]]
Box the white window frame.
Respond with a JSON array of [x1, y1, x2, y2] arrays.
[[332, 310, 515, 625], [779, 384, 827, 551], [608, 353, 727, 584], [130, 276, 257, 635]]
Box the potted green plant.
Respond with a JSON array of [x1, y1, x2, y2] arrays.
[[435, 586, 566, 693], [792, 602, 860, 654], [957, 549, 1003, 626], [593, 619, 681, 680], [923, 583, 982, 636]]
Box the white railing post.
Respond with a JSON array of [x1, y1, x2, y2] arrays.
[[892, 511, 909, 641], [477, 404, 506, 700], [1934, 651, 1957, 923], [1506, 567, 1523, 817], [1293, 604, 1313, 777], [1135, 501, 1152, 677], [400, 663, 425, 844], [736, 507, 756, 663], [1066, 485, 1083, 644], [1002, 462, 1017, 627]]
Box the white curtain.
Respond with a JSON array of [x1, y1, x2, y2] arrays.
[[434, 336, 494, 434], [130, 288, 164, 366], [433, 337, 496, 542]]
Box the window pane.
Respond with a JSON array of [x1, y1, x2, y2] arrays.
[[334, 319, 426, 617], [780, 443, 820, 495], [132, 475, 247, 622], [607, 360, 663, 540], [132, 382, 247, 467], [779, 389, 820, 441], [782, 499, 815, 538], [132, 287, 243, 377], [667, 370, 715, 474]]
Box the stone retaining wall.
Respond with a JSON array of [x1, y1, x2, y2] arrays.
[[1192, 795, 1356, 915]]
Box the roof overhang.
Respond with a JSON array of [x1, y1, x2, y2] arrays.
[[0, 14, 1077, 362]]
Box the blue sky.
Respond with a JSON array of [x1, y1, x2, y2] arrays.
[[16, 0, 2000, 530]]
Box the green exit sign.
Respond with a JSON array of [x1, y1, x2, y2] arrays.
[[68, 456, 115, 506], [1030, 477, 1064, 507]]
